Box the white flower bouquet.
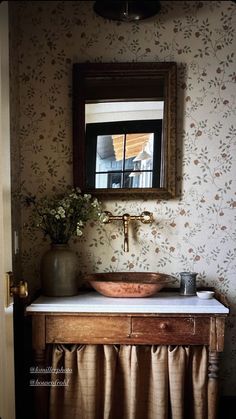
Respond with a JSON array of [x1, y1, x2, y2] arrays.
[[24, 187, 104, 244]]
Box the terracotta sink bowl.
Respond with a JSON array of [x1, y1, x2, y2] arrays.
[[84, 272, 176, 298]]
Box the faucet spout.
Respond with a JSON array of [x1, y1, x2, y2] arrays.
[[122, 214, 130, 252]]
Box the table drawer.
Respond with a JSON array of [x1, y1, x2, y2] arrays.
[[46, 315, 131, 343], [131, 317, 210, 345]]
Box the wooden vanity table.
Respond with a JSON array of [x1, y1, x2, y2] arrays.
[[26, 291, 229, 419]]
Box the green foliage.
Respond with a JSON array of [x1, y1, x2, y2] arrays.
[[23, 187, 104, 244]]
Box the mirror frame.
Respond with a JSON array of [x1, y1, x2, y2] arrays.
[[72, 62, 177, 198]]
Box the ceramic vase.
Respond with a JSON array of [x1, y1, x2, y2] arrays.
[[40, 243, 78, 297]]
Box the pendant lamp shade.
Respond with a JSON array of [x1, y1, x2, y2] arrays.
[[129, 171, 141, 177], [133, 149, 152, 161], [93, 1, 161, 22]]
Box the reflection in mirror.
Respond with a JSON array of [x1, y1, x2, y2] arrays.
[[73, 62, 177, 198], [101, 132, 153, 189], [85, 101, 163, 189]]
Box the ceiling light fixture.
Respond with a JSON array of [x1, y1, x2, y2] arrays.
[[93, 1, 161, 22], [133, 149, 152, 161], [129, 171, 141, 177]]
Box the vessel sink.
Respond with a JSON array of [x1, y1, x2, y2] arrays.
[[84, 272, 176, 298]]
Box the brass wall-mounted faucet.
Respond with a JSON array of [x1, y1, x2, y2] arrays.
[[103, 211, 153, 252]]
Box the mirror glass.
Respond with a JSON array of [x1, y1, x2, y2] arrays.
[[73, 63, 176, 198], [85, 101, 163, 189]]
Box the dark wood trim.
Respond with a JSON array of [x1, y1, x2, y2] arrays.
[[13, 298, 34, 419], [219, 396, 236, 419]]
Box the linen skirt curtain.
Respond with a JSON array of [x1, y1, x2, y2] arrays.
[[48, 344, 208, 419]]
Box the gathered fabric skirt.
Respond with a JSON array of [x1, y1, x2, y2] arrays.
[[48, 344, 208, 419]]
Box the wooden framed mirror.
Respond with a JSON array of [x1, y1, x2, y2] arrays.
[[72, 62, 177, 198]]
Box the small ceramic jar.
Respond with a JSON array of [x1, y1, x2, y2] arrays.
[[179, 272, 197, 296]]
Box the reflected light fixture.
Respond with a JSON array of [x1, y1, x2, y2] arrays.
[[93, 1, 161, 22], [133, 149, 152, 161], [129, 171, 141, 177]]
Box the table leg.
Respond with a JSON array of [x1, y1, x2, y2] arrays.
[[208, 351, 220, 419], [32, 315, 48, 419]]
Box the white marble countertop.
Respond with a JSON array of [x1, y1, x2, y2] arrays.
[[26, 291, 229, 314]]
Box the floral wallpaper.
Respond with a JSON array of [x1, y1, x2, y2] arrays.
[[9, 1, 236, 395]]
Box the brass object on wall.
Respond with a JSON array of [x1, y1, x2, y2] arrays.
[[6, 271, 28, 307], [103, 210, 153, 252]]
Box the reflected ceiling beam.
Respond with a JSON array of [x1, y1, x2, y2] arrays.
[[112, 133, 150, 160]]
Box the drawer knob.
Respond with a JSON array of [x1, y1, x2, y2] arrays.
[[160, 322, 168, 330]]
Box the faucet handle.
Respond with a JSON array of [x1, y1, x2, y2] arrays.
[[140, 211, 153, 224], [102, 211, 112, 223]]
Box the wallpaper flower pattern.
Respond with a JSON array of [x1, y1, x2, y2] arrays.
[[10, 1, 236, 395]]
